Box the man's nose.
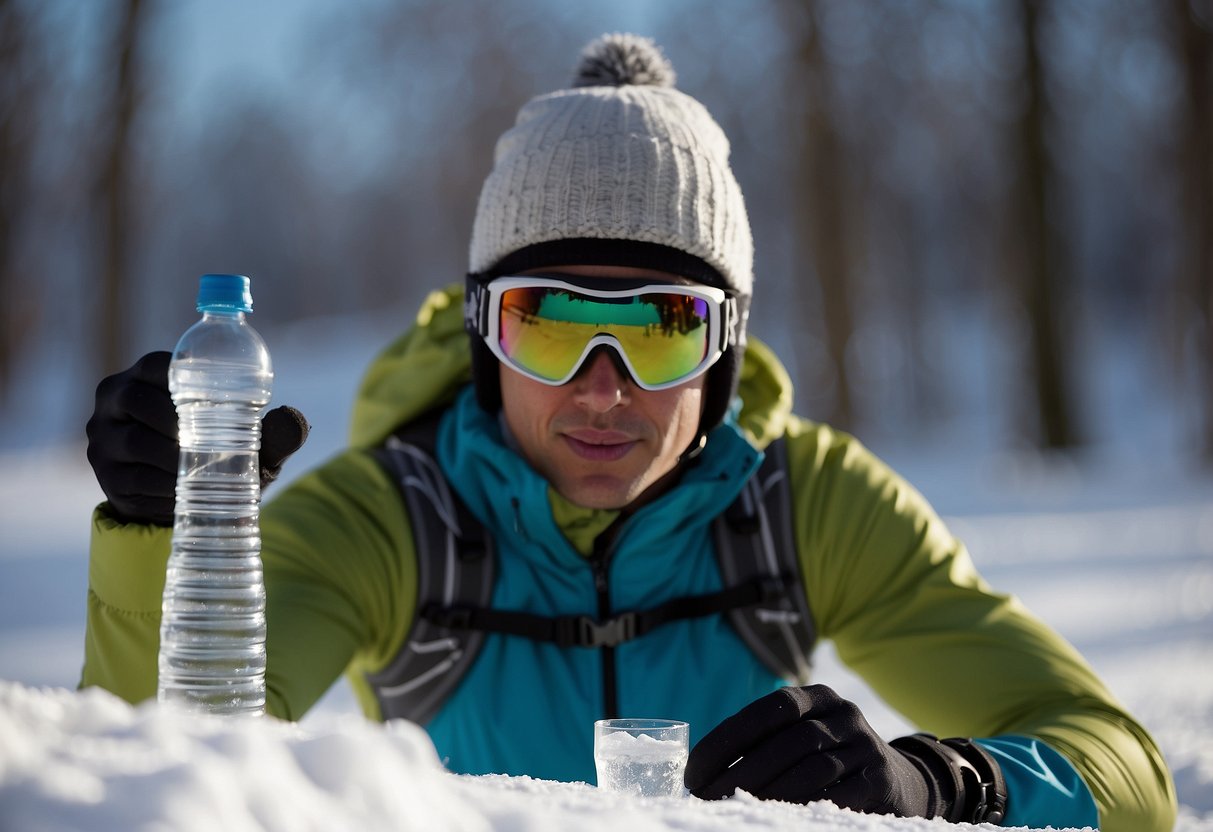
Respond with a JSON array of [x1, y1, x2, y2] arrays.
[[571, 347, 631, 412]]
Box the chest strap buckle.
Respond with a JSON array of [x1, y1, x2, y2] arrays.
[[566, 612, 638, 648]]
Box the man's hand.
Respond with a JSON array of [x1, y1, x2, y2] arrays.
[[684, 684, 1005, 824], [86, 351, 310, 526]]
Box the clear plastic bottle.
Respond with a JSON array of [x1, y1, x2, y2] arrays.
[[158, 274, 273, 715]]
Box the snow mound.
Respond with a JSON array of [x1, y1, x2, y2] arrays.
[[0, 681, 476, 831], [0, 681, 1099, 832]]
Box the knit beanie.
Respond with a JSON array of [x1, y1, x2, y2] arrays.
[[466, 33, 754, 435]]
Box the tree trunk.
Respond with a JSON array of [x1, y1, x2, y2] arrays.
[[0, 0, 38, 401], [1176, 0, 1213, 462], [795, 1, 856, 430], [97, 0, 147, 377], [1017, 0, 1079, 449]]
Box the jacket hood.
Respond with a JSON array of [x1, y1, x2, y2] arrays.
[[349, 284, 794, 451]]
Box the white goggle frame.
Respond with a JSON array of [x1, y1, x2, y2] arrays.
[[468, 276, 736, 391]]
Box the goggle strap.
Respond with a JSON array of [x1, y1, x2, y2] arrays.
[[463, 279, 488, 336]]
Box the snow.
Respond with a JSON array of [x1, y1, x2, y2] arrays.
[[1, 310, 1212, 831], [595, 729, 686, 762], [0, 682, 1112, 832]]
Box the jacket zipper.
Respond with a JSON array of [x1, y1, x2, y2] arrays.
[[590, 535, 618, 719]]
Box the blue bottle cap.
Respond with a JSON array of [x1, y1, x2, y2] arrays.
[[196, 274, 254, 313]]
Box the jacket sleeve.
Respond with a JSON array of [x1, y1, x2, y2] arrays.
[[80, 449, 418, 722], [783, 418, 1176, 832], [80, 508, 172, 703]]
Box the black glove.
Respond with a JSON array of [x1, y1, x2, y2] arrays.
[[685, 684, 1006, 824], [86, 351, 310, 526]]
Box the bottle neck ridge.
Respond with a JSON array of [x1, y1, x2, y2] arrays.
[[199, 308, 247, 320]]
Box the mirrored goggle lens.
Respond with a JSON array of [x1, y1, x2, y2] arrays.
[[498, 286, 712, 387]]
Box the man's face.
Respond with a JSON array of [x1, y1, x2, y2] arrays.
[[498, 265, 707, 511]]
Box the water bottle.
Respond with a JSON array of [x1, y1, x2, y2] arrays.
[[158, 274, 273, 715]]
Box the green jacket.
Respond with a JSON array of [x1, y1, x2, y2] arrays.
[[82, 285, 1176, 831]]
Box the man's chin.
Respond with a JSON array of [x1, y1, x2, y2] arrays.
[[560, 469, 689, 513], [557, 476, 642, 511]]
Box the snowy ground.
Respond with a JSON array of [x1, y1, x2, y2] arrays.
[[0, 681, 1112, 832], [1, 310, 1211, 830]]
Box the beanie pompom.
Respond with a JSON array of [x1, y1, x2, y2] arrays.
[[572, 33, 675, 89]]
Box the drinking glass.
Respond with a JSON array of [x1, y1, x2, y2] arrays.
[[593, 718, 689, 798]]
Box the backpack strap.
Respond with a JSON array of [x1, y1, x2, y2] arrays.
[[713, 436, 815, 683], [424, 575, 786, 648], [365, 414, 495, 725]]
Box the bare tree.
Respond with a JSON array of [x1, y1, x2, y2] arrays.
[[95, 0, 150, 378], [1173, 0, 1213, 461], [1014, 0, 1079, 449], [336, 6, 568, 262], [785, 0, 858, 430], [0, 0, 41, 400]]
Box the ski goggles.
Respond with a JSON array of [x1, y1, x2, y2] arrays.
[[465, 276, 737, 390]]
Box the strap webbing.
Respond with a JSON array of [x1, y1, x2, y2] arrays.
[[366, 409, 495, 725], [714, 436, 815, 683], [422, 575, 791, 648]]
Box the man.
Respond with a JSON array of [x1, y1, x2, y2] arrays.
[[83, 34, 1175, 830]]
